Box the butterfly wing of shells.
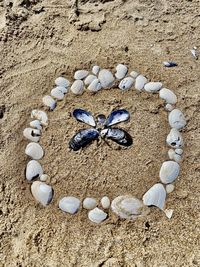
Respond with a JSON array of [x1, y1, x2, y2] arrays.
[[101, 128, 133, 147], [105, 109, 130, 127], [72, 109, 96, 127]]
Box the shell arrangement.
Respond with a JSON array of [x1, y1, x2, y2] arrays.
[[23, 64, 186, 224]]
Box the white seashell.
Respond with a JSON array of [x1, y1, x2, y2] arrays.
[[74, 70, 89, 80], [130, 71, 139, 78], [101, 196, 110, 209], [59, 196, 80, 214], [165, 104, 174, 112], [144, 82, 162, 93], [159, 161, 180, 184], [40, 174, 49, 182], [168, 149, 182, 163], [84, 74, 97, 86], [26, 160, 43, 181], [168, 148, 175, 160], [25, 142, 44, 160], [173, 154, 182, 163], [23, 128, 41, 142], [55, 77, 70, 88], [143, 183, 166, 210], [166, 128, 184, 148], [98, 69, 115, 89], [164, 209, 174, 219], [55, 86, 68, 94], [119, 77, 134, 90], [51, 88, 64, 100], [111, 195, 150, 220], [135, 75, 148, 91], [168, 109, 186, 129], [166, 184, 175, 194], [70, 80, 84, 95], [31, 110, 48, 126], [92, 65, 100, 75], [31, 181, 53, 206], [115, 64, 128, 79], [88, 79, 102, 92], [175, 148, 183, 155], [30, 120, 42, 130], [159, 88, 177, 104], [83, 197, 97, 210], [190, 48, 198, 60], [88, 207, 107, 224], [42, 95, 56, 110]]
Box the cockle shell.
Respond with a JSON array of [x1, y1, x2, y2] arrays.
[[111, 195, 150, 220], [135, 75, 147, 91], [59, 196, 80, 214], [51, 87, 64, 100], [88, 207, 107, 224], [88, 79, 102, 92], [74, 70, 89, 80], [168, 109, 186, 129], [55, 77, 70, 88], [115, 64, 128, 80], [31, 181, 53, 206], [159, 88, 177, 104], [166, 128, 184, 148], [130, 71, 139, 78], [26, 160, 43, 181], [92, 65, 100, 75], [98, 69, 115, 89], [70, 80, 84, 95], [84, 74, 97, 86], [143, 183, 166, 210], [159, 161, 180, 184], [119, 77, 134, 90], [30, 120, 42, 130], [101, 196, 110, 209], [25, 142, 44, 160], [83, 197, 97, 210], [31, 110, 48, 126], [42, 95, 56, 110], [144, 82, 162, 93], [23, 128, 41, 142]]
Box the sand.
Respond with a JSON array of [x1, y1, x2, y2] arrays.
[[0, 0, 200, 266]]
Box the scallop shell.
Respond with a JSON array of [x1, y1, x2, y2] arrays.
[[70, 80, 84, 95], [101, 196, 110, 209], [115, 64, 128, 80], [135, 75, 147, 91], [142, 183, 166, 210], [23, 128, 41, 142], [25, 142, 44, 160], [168, 109, 186, 129], [74, 70, 89, 80], [88, 79, 102, 92], [159, 88, 177, 104], [30, 120, 42, 130], [31, 110, 48, 126], [55, 77, 70, 88], [130, 71, 139, 78], [98, 69, 115, 89], [144, 82, 162, 93], [118, 77, 134, 90], [159, 161, 180, 184], [26, 160, 43, 181], [59, 196, 81, 214], [51, 88, 64, 100], [42, 95, 56, 110], [31, 181, 53, 206], [88, 207, 107, 224], [83, 197, 97, 210], [111, 195, 150, 220], [92, 65, 100, 75], [166, 128, 184, 148], [84, 74, 97, 86]]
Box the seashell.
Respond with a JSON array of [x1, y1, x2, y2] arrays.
[[70, 80, 84, 95], [101, 196, 110, 209], [143, 183, 166, 210], [23, 128, 41, 142], [111, 195, 150, 220], [25, 160, 43, 181], [168, 149, 182, 163], [163, 61, 178, 67], [58, 196, 80, 214], [144, 82, 162, 93], [51, 87, 64, 100], [106, 109, 130, 127], [83, 197, 97, 210], [88, 79, 102, 92], [159, 161, 180, 184], [175, 148, 183, 155], [135, 75, 147, 91], [159, 88, 177, 104], [25, 142, 44, 160], [115, 64, 128, 79], [42, 95, 56, 110], [168, 109, 186, 129], [55, 77, 70, 88], [40, 174, 49, 182], [173, 154, 182, 163], [118, 77, 134, 90], [166, 128, 183, 148], [30, 120, 42, 130], [164, 209, 174, 219], [97, 114, 106, 127], [74, 70, 89, 80], [92, 65, 100, 75], [56, 86, 68, 94], [98, 69, 115, 89], [84, 74, 97, 86], [31, 181, 53, 206], [165, 104, 174, 112], [190, 48, 198, 60], [101, 128, 133, 147], [130, 71, 139, 78], [166, 184, 175, 194], [88, 207, 107, 224], [31, 110, 48, 126], [73, 108, 96, 127]]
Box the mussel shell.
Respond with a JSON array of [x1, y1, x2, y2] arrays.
[[73, 108, 96, 127], [102, 128, 132, 147], [106, 109, 130, 127]]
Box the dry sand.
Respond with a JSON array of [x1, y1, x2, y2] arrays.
[[0, 0, 200, 266]]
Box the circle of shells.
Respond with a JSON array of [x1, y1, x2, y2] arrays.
[[24, 64, 186, 224]]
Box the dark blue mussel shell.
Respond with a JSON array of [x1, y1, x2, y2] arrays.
[[105, 109, 130, 127], [102, 128, 133, 147], [73, 109, 96, 127]]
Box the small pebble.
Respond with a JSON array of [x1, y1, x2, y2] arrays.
[[101, 196, 110, 209], [55, 77, 70, 88], [88, 207, 107, 224], [165, 104, 174, 112], [84, 74, 97, 86], [130, 71, 139, 78], [40, 174, 49, 182], [42, 95, 56, 110], [98, 69, 115, 89], [119, 77, 134, 90], [135, 75, 147, 91], [70, 80, 84, 95], [115, 64, 128, 80], [59, 196, 80, 214], [166, 184, 175, 194], [144, 82, 162, 93], [74, 70, 89, 80], [164, 209, 174, 219], [83, 197, 97, 210], [92, 65, 100, 75]]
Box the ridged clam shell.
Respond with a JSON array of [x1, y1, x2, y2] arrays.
[[101, 196, 110, 209], [88, 79, 102, 92], [84, 74, 97, 86], [83, 197, 97, 210], [92, 65, 100, 75], [25, 142, 44, 160], [23, 128, 41, 142], [143, 183, 166, 210], [31, 110, 48, 126], [31, 181, 53, 206], [159, 88, 177, 104], [26, 160, 43, 181], [166, 128, 183, 148], [159, 161, 180, 184], [30, 120, 42, 130], [88, 207, 107, 224], [42, 95, 56, 110], [51, 88, 64, 100], [119, 77, 134, 90], [168, 109, 186, 129], [74, 70, 89, 80], [70, 80, 84, 95], [130, 71, 139, 78], [135, 75, 147, 91], [144, 82, 162, 93], [59, 196, 80, 214], [98, 69, 115, 89], [111, 195, 150, 220], [55, 77, 70, 88], [115, 64, 128, 79]]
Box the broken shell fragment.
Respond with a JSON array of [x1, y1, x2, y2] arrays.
[[42, 95, 56, 110], [59, 196, 80, 214], [55, 77, 70, 88], [143, 183, 166, 210], [166, 128, 184, 148], [25, 142, 44, 160], [23, 128, 41, 142], [163, 61, 178, 67], [31, 181, 53, 206], [135, 75, 147, 91], [144, 82, 162, 93], [30, 120, 42, 130], [26, 160, 43, 181], [88, 207, 107, 224], [74, 70, 89, 80], [83, 197, 97, 210], [31, 110, 48, 126], [168, 109, 186, 129], [84, 74, 97, 86], [190, 48, 198, 60], [119, 77, 134, 90], [98, 69, 115, 89], [159, 161, 180, 184], [164, 209, 174, 219], [51, 87, 65, 100], [159, 88, 177, 104], [101, 196, 110, 209], [70, 80, 84, 95], [88, 79, 102, 92], [115, 64, 128, 80]]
